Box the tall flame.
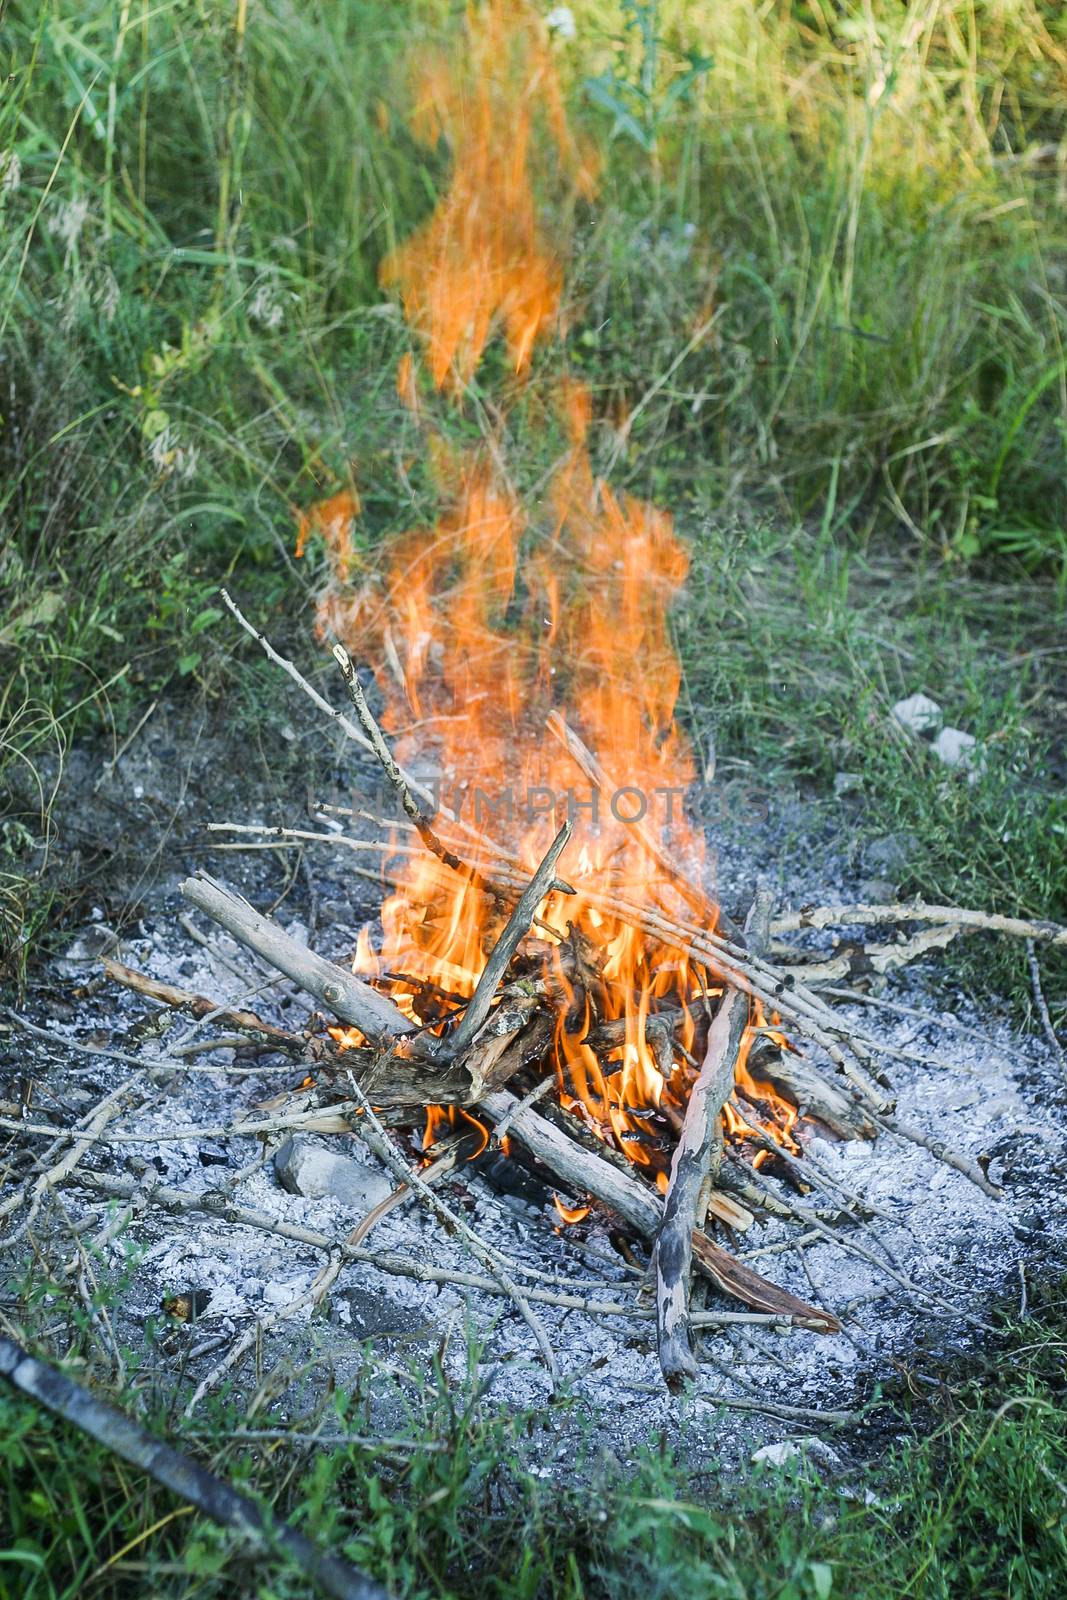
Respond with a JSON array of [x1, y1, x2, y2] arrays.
[[298, 1, 798, 1178]]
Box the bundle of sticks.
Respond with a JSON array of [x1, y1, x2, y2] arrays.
[[87, 600, 1067, 1392]]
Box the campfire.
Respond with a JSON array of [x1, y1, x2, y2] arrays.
[[83, 0, 1061, 1398], [88, 0, 1034, 1395]]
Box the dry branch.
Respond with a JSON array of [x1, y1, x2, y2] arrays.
[[0, 1336, 386, 1600], [770, 901, 1067, 946], [747, 1048, 876, 1141], [102, 958, 301, 1048], [770, 923, 964, 986], [654, 889, 774, 1388], [180, 872, 414, 1045], [442, 822, 571, 1060]]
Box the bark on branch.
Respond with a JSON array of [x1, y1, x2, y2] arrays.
[[0, 1336, 386, 1600], [654, 888, 774, 1388]]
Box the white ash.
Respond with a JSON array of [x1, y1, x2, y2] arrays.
[[9, 869, 1066, 1466]]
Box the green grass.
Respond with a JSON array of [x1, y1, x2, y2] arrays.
[[2, 1275, 1066, 1599], [2, 1, 1067, 984]]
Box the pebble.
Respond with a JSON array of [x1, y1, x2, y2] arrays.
[[890, 693, 942, 736], [274, 1135, 393, 1213]]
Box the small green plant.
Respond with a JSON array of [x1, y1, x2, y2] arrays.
[[583, 2, 712, 154]]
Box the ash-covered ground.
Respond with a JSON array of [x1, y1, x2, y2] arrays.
[[3, 700, 1066, 1471]]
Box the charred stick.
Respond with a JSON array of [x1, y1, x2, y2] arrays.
[[746, 1044, 876, 1141], [441, 823, 572, 1061], [654, 889, 774, 1388], [0, 1336, 386, 1600], [476, 1089, 835, 1330], [101, 958, 301, 1049]]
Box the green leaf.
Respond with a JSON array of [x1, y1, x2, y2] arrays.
[[178, 651, 201, 675], [141, 408, 170, 440], [190, 606, 224, 636], [810, 1562, 834, 1599]]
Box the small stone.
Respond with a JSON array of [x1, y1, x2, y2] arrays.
[[833, 771, 863, 797], [274, 1135, 392, 1213], [891, 693, 942, 736], [752, 1436, 844, 1475], [933, 726, 982, 774], [60, 923, 120, 967]]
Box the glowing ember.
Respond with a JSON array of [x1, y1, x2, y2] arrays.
[[297, 0, 801, 1182]]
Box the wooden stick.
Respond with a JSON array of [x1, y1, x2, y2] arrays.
[[747, 1048, 876, 1141], [654, 889, 774, 1388], [476, 1089, 836, 1330], [1026, 938, 1067, 1087], [179, 872, 414, 1046], [102, 958, 301, 1048], [332, 643, 526, 899], [0, 1336, 387, 1600], [73, 1169, 823, 1328], [770, 901, 1067, 947], [343, 1076, 560, 1390], [184, 1252, 343, 1416], [442, 823, 571, 1060], [220, 588, 434, 808], [768, 923, 964, 986], [544, 710, 740, 935]]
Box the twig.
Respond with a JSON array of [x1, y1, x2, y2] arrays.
[[870, 1111, 1003, 1199], [1026, 938, 1067, 1086], [72, 1171, 827, 1329], [179, 873, 414, 1045], [771, 901, 1067, 946], [0, 1336, 386, 1600], [101, 958, 301, 1048], [771, 923, 964, 986], [184, 1251, 343, 1416], [654, 889, 773, 1388], [220, 588, 434, 808], [332, 644, 573, 902], [442, 822, 572, 1060]]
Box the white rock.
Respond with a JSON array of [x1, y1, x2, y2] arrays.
[[933, 726, 982, 773], [59, 923, 120, 967], [274, 1136, 392, 1213], [752, 1436, 844, 1474], [890, 693, 942, 736]]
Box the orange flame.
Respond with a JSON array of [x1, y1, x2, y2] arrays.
[[300, 0, 800, 1179], [553, 1195, 591, 1225], [380, 0, 596, 389]]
